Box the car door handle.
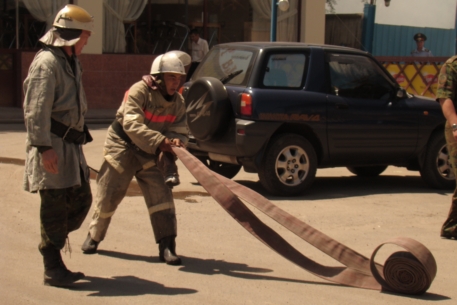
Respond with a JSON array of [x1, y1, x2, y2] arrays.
[[335, 103, 349, 109]]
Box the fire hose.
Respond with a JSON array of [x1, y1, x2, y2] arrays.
[[172, 146, 437, 295]]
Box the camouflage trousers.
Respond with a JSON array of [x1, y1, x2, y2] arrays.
[[39, 175, 92, 251], [87, 150, 177, 243], [442, 123, 457, 237]]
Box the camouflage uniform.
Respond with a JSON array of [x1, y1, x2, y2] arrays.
[[437, 55, 457, 238], [23, 45, 92, 252], [86, 75, 188, 244]]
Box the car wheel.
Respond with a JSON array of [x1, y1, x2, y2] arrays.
[[347, 165, 387, 177], [197, 157, 242, 179], [258, 134, 317, 196], [420, 132, 455, 189], [185, 77, 231, 142]]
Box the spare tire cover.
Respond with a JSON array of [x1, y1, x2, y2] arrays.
[[185, 77, 231, 142]]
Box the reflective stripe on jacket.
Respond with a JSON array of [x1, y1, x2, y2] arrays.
[[104, 79, 188, 170]]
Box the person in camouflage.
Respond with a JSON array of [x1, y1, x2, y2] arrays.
[[437, 55, 457, 240], [23, 5, 94, 287], [81, 51, 190, 265]]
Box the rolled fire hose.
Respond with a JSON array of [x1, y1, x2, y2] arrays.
[[172, 146, 437, 295]]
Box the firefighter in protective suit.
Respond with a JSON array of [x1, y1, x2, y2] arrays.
[[23, 5, 94, 287], [81, 51, 190, 265]]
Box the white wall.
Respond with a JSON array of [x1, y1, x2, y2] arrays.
[[301, 0, 326, 43], [376, 0, 456, 29], [76, 0, 103, 54], [328, 0, 457, 30], [326, 0, 365, 14]]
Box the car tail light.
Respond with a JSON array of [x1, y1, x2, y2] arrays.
[[240, 93, 252, 116]]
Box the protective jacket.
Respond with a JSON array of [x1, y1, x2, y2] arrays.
[[87, 75, 188, 243], [23, 45, 89, 192], [104, 75, 188, 171]]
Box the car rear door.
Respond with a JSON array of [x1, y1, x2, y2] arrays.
[[249, 51, 327, 144], [325, 52, 419, 165]]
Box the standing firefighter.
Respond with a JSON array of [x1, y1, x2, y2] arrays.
[[437, 55, 457, 240], [23, 5, 94, 287], [81, 51, 190, 265]]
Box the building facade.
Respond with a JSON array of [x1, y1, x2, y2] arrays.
[[0, 0, 325, 109]]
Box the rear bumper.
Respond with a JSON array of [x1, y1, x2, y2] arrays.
[[187, 119, 281, 160]]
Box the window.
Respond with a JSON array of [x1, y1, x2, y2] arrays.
[[327, 54, 394, 100], [194, 47, 255, 85], [262, 53, 306, 88]]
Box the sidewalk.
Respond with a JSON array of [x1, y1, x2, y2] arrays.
[[0, 107, 116, 124]]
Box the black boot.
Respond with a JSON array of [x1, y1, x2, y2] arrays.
[[81, 233, 99, 254], [40, 247, 85, 287], [159, 236, 181, 265], [440, 221, 457, 239]]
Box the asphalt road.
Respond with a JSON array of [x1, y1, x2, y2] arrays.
[[0, 124, 456, 305]]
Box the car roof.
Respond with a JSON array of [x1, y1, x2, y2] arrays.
[[215, 41, 369, 55]]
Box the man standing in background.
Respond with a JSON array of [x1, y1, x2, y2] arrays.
[[186, 28, 209, 81], [411, 33, 433, 57]]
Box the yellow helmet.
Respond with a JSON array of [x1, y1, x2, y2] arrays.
[[53, 4, 94, 32]]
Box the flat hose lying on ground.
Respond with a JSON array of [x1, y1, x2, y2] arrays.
[[173, 146, 437, 295]]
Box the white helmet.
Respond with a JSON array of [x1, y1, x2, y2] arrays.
[[53, 4, 94, 32], [150, 51, 191, 75]]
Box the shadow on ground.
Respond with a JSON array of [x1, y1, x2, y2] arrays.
[[96, 250, 342, 288], [88, 250, 450, 301], [231, 175, 451, 201], [71, 275, 197, 297], [1, 155, 450, 200]]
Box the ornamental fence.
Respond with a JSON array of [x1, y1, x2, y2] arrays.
[[375, 56, 450, 99]]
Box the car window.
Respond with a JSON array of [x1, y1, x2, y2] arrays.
[[327, 53, 393, 100], [262, 53, 306, 88], [193, 47, 255, 85]]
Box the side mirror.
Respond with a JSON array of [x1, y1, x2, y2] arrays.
[[396, 88, 406, 99]]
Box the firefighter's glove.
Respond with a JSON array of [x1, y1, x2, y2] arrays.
[[159, 138, 175, 154]]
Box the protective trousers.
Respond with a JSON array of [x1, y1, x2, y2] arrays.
[[442, 124, 457, 237], [88, 149, 177, 243], [39, 172, 92, 251]]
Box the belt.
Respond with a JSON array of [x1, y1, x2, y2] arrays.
[[111, 120, 156, 157], [50, 118, 92, 145], [172, 147, 437, 295], [111, 120, 132, 144]]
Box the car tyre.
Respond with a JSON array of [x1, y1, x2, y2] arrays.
[[197, 157, 242, 179], [420, 131, 455, 190], [347, 165, 387, 177], [258, 134, 317, 196]]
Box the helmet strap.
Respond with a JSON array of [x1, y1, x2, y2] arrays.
[[157, 74, 174, 101]]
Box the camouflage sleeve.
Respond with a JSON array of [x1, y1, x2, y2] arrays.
[[436, 57, 457, 101]]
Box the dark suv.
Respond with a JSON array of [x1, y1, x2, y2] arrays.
[[182, 42, 452, 196]]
